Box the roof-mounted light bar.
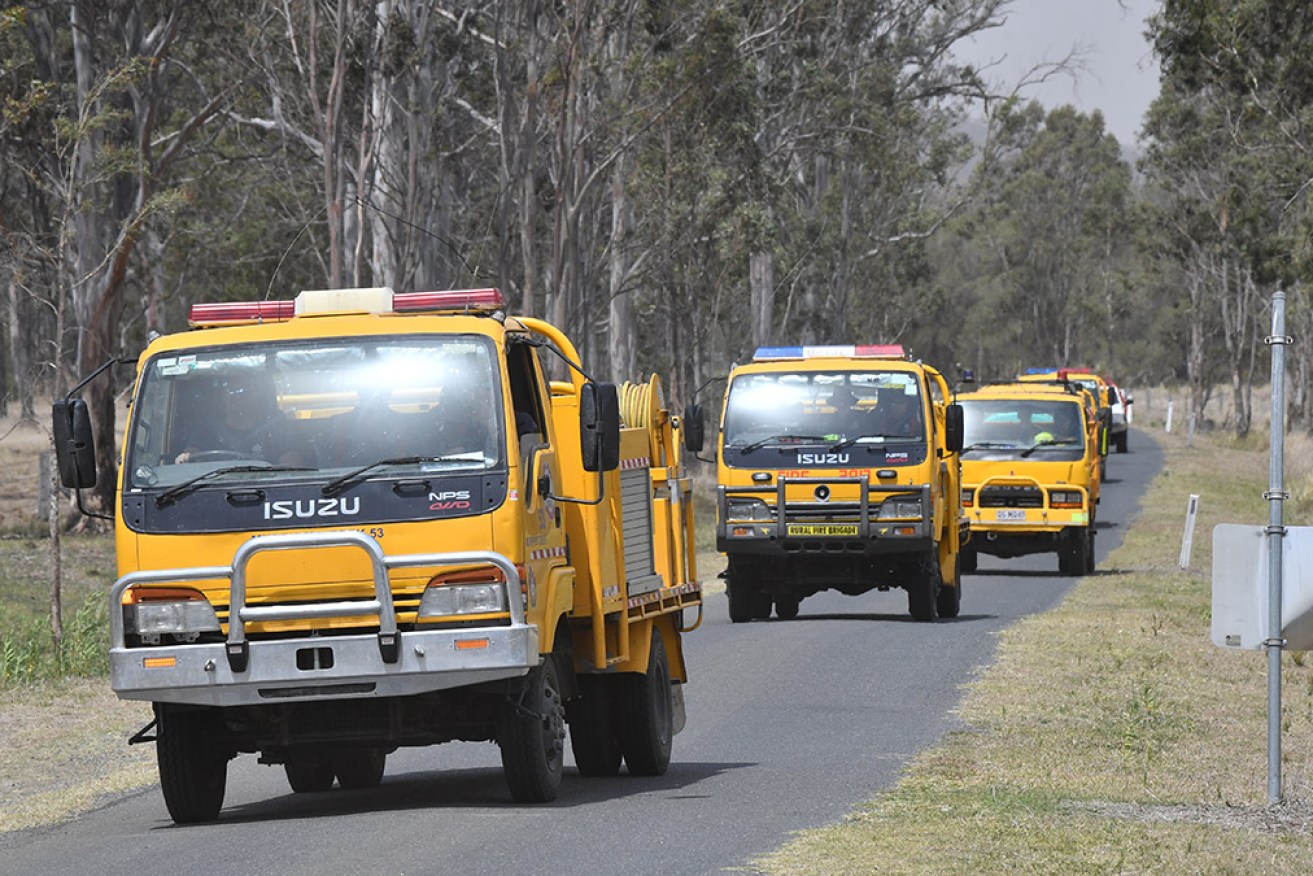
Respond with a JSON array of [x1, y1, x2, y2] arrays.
[[394, 288, 505, 313], [753, 344, 906, 361], [188, 287, 507, 327]]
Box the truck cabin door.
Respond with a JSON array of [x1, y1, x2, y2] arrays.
[[506, 343, 566, 608]]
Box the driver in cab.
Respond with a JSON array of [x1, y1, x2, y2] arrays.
[[174, 374, 298, 464]]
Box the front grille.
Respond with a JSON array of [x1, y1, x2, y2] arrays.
[[778, 502, 864, 522], [978, 485, 1043, 508]]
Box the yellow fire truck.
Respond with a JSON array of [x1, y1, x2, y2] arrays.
[[715, 345, 966, 622], [53, 287, 702, 823], [957, 380, 1101, 575]]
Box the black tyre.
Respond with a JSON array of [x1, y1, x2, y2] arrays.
[[907, 551, 940, 622], [727, 574, 755, 623], [499, 656, 567, 802], [334, 748, 387, 790], [618, 628, 673, 776], [774, 595, 800, 620], [1084, 529, 1097, 574], [156, 705, 227, 824], [937, 555, 962, 619], [1114, 430, 1128, 453], [284, 755, 335, 793], [751, 590, 773, 620], [960, 545, 978, 574], [567, 674, 622, 777]]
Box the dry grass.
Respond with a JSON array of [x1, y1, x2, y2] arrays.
[[0, 679, 156, 834], [757, 426, 1313, 874], [0, 413, 50, 534]]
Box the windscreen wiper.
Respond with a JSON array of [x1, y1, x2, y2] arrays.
[[960, 441, 1017, 453], [321, 456, 470, 497], [829, 434, 894, 452], [1020, 439, 1079, 458], [736, 434, 831, 452], [155, 465, 313, 508]]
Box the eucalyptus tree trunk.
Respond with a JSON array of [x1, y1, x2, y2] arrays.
[[750, 251, 774, 349]]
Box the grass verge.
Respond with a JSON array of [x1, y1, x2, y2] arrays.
[[757, 429, 1313, 874]]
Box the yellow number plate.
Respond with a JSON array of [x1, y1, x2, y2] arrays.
[[786, 524, 859, 537]]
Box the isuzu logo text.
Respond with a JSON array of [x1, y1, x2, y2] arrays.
[[430, 490, 473, 512], [796, 452, 850, 465], [264, 497, 361, 520]]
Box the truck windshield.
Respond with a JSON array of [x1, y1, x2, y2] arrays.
[[959, 399, 1086, 462], [125, 336, 504, 490], [722, 370, 925, 465]]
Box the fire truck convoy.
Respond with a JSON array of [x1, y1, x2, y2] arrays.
[[53, 286, 703, 824], [715, 345, 967, 622]]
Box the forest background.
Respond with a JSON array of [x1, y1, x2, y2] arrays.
[[3, 0, 1313, 511]]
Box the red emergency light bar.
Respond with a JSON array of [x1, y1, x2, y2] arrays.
[[187, 300, 297, 326], [187, 287, 507, 327], [393, 288, 505, 312]]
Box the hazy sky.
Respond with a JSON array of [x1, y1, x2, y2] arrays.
[[954, 0, 1162, 146]]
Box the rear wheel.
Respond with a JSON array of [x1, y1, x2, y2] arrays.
[[774, 594, 800, 620], [500, 655, 566, 802], [284, 755, 335, 793], [960, 545, 978, 574], [936, 555, 962, 619], [1114, 430, 1128, 453], [157, 705, 228, 823], [618, 628, 673, 776], [907, 551, 940, 622], [751, 590, 773, 620], [1084, 529, 1097, 574], [334, 748, 386, 790], [567, 675, 622, 777]]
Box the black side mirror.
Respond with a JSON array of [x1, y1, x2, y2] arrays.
[[944, 403, 964, 455], [580, 382, 621, 473], [682, 403, 706, 453], [52, 399, 97, 488]]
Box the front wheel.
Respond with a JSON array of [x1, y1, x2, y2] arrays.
[[157, 704, 228, 824], [726, 567, 756, 624], [774, 594, 800, 620], [907, 551, 941, 622], [618, 628, 674, 776], [499, 655, 567, 802]]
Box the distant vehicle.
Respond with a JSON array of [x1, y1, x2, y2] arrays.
[[957, 380, 1102, 576], [1107, 383, 1131, 453]]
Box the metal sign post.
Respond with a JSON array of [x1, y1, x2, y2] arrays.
[[1265, 290, 1290, 804]]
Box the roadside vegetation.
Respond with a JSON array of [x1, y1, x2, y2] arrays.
[[758, 426, 1313, 874]]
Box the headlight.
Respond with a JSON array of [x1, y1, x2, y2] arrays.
[[726, 498, 773, 522], [419, 582, 508, 618], [126, 598, 220, 636], [1049, 490, 1084, 508], [877, 497, 922, 520]]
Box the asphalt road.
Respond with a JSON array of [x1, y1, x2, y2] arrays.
[[0, 430, 1163, 876]]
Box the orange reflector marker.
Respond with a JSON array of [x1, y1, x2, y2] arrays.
[[896, 527, 917, 536], [143, 657, 177, 669], [454, 638, 490, 651], [732, 527, 752, 537]]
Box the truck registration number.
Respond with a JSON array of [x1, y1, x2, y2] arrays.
[[995, 509, 1026, 521], [787, 524, 859, 537]]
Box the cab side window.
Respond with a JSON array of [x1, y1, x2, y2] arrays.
[[506, 342, 547, 449]]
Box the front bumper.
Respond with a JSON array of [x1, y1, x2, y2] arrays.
[[109, 530, 538, 707], [716, 477, 935, 557]]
